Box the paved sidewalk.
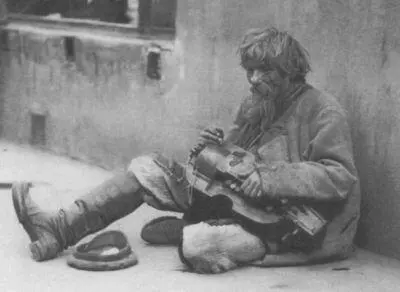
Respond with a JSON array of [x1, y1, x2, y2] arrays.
[[1, 140, 400, 292]]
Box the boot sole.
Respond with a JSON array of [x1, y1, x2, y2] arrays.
[[29, 241, 42, 261], [12, 182, 35, 221], [12, 182, 60, 261], [12, 183, 36, 240]]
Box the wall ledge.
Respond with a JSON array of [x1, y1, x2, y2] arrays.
[[4, 13, 175, 50]]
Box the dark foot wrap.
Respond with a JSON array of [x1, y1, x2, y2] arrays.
[[141, 216, 187, 245]]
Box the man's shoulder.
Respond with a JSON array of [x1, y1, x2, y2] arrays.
[[296, 85, 347, 118]]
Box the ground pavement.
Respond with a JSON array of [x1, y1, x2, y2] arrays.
[[1, 140, 400, 292]]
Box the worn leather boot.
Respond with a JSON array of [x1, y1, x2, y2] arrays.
[[12, 172, 144, 261], [140, 193, 235, 245], [141, 216, 188, 245]]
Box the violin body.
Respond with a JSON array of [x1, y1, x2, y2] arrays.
[[186, 143, 327, 237]]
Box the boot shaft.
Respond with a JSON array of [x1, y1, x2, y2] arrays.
[[62, 172, 144, 247]]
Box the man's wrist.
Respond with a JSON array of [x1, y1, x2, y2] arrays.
[[253, 163, 279, 200]]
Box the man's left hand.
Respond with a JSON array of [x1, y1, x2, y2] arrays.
[[240, 170, 263, 200]]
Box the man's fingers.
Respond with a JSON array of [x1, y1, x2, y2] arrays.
[[241, 178, 250, 191], [242, 179, 256, 196], [200, 130, 220, 139], [204, 127, 224, 138], [248, 181, 259, 197], [251, 185, 262, 198], [203, 128, 218, 136], [199, 132, 222, 144], [240, 174, 263, 199]]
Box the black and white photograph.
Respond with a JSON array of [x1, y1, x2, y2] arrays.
[[0, 1, 399, 291]]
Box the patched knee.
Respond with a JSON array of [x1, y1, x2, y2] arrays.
[[127, 154, 162, 180], [128, 154, 155, 169]]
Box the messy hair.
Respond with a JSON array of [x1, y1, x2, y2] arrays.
[[238, 27, 311, 82]]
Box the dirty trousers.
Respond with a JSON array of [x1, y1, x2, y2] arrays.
[[128, 153, 267, 273]]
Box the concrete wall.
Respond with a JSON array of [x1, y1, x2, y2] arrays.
[[2, 0, 400, 260], [0, 22, 188, 170]]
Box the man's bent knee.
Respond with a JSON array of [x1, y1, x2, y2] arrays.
[[127, 153, 190, 212], [128, 154, 157, 173], [179, 222, 266, 274]]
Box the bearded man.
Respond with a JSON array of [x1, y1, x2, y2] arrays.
[[12, 27, 360, 274]]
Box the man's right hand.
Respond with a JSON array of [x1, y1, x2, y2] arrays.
[[198, 127, 224, 145], [190, 127, 224, 158]]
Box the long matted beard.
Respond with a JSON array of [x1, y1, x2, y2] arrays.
[[241, 92, 277, 130], [229, 90, 279, 149], [229, 94, 277, 149], [232, 82, 306, 149]]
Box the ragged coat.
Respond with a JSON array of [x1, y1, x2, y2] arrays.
[[226, 84, 360, 266]]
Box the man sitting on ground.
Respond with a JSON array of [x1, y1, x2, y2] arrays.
[[12, 26, 360, 274]]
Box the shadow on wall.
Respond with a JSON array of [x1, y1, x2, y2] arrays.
[[348, 83, 400, 253]]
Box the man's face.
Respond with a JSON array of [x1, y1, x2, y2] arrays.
[[243, 59, 287, 99]]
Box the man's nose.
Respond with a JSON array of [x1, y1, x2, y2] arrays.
[[250, 70, 263, 84]]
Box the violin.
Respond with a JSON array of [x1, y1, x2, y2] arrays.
[[186, 143, 327, 238]]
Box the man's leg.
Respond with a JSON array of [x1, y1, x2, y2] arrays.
[[12, 171, 144, 261], [178, 221, 267, 274], [12, 153, 190, 262], [130, 154, 192, 245]]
